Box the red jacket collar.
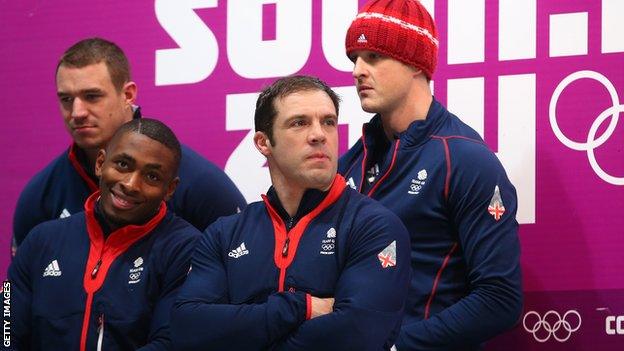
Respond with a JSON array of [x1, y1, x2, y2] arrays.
[[83, 191, 167, 260], [68, 143, 99, 193]]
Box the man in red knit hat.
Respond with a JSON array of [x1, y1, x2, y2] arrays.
[[339, 1, 523, 350]]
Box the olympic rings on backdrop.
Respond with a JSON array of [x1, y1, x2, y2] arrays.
[[523, 310, 582, 343], [549, 70, 623, 185]]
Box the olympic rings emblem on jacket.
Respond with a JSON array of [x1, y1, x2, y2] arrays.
[[522, 310, 582, 343], [549, 70, 623, 185], [321, 243, 335, 251]]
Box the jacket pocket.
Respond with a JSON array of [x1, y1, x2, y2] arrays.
[[32, 312, 83, 350]]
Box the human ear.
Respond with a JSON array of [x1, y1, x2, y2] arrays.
[[253, 131, 273, 157]]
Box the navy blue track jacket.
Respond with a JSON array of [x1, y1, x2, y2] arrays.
[[172, 175, 411, 351], [339, 98, 523, 350], [7, 192, 200, 350], [12, 108, 246, 248]]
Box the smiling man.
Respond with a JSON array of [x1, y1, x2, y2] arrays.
[[12, 37, 246, 256], [171, 76, 411, 351], [7, 119, 201, 350]]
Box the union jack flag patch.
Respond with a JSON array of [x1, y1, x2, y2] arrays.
[[377, 241, 397, 268], [487, 185, 506, 221]]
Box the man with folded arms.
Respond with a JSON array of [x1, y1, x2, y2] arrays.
[[172, 76, 411, 351]]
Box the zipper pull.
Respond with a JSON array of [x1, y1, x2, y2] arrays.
[[97, 314, 104, 351], [282, 237, 290, 257], [91, 259, 102, 279]]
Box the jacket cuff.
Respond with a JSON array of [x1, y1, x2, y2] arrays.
[[305, 293, 312, 320]]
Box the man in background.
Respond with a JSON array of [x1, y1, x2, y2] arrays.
[[12, 37, 246, 254], [340, 0, 523, 349]]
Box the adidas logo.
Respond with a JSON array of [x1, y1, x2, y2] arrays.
[[59, 208, 71, 219], [43, 259, 62, 277], [228, 242, 249, 259], [357, 33, 367, 43]]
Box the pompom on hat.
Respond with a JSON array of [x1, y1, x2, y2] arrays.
[[345, 0, 438, 79]]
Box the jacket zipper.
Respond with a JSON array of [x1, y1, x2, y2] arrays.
[[82, 248, 105, 351], [97, 314, 104, 351], [281, 237, 290, 257], [91, 242, 106, 279], [364, 140, 401, 197], [91, 259, 103, 279], [281, 217, 295, 258]]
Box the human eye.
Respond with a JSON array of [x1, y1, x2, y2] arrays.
[[291, 118, 308, 127], [83, 93, 102, 102], [323, 117, 337, 126], [146, 172, 161, 183], [368, 52, 381, 60], [58, 95, 73, 105], [115, 160, 129, 169]]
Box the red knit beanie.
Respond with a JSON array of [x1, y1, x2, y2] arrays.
[[345, 0, 438, 79]]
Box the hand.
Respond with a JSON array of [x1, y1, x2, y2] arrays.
[[310, 296, 334, 318]]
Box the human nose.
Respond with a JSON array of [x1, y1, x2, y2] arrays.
[[308, 120, 327, 144], [71, 98, 88, 119], [352, 57, 367, 80], [120, 172, 141, 193]]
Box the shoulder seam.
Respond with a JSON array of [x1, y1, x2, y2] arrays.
[[432, 134, 486, 145]]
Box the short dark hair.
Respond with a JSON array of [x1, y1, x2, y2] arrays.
[[254, 75, 341, 144], [57, 38, 131, 92], [110, 118, 182, 175]]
